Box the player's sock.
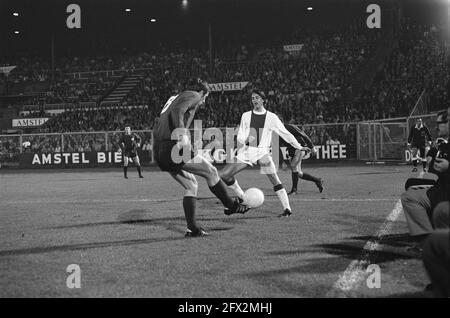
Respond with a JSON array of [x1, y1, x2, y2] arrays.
[[183, 196, 198, 230], [291, 172, 299, 190], [224, 177, 244, 199], [274, 184, 291, 211], [137, 166, 143, 177], [300, 172, 320, 183], [209, 180, 234, 209], [123, 166, 128, 178]]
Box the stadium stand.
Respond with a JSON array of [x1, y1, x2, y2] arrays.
[[0, 17, 449, 161]]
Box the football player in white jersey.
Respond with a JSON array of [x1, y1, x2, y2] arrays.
[[219, 90, 308, 217]]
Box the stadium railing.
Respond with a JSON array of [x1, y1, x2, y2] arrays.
[[0, 130, 154, 167], [358, 113, 439, 162], [0, 123, 360, 167], [1, 115, 440, 168]]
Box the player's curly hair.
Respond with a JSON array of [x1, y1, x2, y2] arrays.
[[251, 89, 266, 100]]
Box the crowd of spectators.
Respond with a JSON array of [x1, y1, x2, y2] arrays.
[[2, 19, 382, 122], [1, 19, 449, 163], [356, 22, 449, 120], [116, 20, 381, 127], [40, 106, 157, 133]]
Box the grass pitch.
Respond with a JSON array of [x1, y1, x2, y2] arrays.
[[0, 164, 431, 297]]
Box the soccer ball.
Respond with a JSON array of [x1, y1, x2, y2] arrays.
[[242, 188, 265, 208]]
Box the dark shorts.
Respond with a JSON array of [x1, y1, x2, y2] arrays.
[[278, 146, 295, 165], [154, 140, 191, 173], [412, 146, 426, 159], [287, 146, 296, 159], [123, 150, 137, 158]]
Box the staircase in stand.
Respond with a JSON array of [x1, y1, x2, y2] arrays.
[[100, 75, 141, 106]]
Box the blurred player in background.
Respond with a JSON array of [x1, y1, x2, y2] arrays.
[[407, 118, 432, 173], [153, 79, 249, 237], [119, 126, 143, 179], [219, 90, 308, 217], [278, 119, 324, 195]]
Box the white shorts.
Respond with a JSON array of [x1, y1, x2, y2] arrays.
[[236, 146, 277, 174]]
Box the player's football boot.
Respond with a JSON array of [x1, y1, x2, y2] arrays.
[[278, 209, 292, 217], [124, 176, 128, 179], [288, 188, 298, 195], [224, 200, 250, 215], [316, 179, 324, 193], [139, 175, 144, 178], [405, 244, 422, 257], [411, 167, 418, 172], [185, 227, 209, 237]]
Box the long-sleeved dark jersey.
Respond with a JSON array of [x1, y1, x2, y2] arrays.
[[153, 91, 204, 142], [280, 124, 314, 150], [119, 133, 141, 153], [408, 124, 432, 147]]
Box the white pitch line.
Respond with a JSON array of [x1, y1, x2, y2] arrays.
[[326, 199, 403, 297], [2, 197, 395, 205]]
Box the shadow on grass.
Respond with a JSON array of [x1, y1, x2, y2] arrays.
[[348, 233, 420, 248], [328, 212, 390, 230], [47, 209, 271, 230], [0, 236, 186, 257], [351, 171, 404, 176], [244, 234, 419, 296]]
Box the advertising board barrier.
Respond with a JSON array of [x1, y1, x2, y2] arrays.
[[0, 122, 375, 168]]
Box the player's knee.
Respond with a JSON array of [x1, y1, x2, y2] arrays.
[[185, 183, 198, 197], [218, 166, 230, 180], [207, 164, 218, 177]]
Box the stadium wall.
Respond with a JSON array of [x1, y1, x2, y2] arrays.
[[2, 115, 441, 169]]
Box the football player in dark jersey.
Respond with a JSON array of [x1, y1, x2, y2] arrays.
[[119, 126, 143, 179], [407, 118, 433, 172], [279, 123, 324, 195], [153, 79, 248, 237]]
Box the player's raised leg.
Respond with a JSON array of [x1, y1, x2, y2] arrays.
[[182, 154, 249, 215], [295, 162, 324, 194], [289, 149, 323, 194], [219, 162, 248, 199]]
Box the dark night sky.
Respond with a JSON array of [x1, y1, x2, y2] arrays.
[[0, 0, 448, 58]]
